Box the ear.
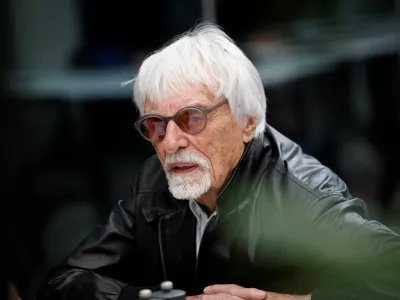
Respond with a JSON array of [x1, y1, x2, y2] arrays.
[[242, 117, 257, 143]]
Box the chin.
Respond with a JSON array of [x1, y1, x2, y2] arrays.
[[167, 170, 211, 200]]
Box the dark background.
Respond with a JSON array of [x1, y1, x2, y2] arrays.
[[2, 0, 400, 299]]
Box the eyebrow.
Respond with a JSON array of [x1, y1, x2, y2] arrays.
[[185, 101, 210, 108], [147, 100, 212, 115]]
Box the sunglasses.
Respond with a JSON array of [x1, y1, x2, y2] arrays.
[[134, 99, 228, 142]]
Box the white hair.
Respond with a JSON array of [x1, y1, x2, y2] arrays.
[[130, 22, 267, 137]]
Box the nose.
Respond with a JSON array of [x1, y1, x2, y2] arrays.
[[162, 121, 189, 154]]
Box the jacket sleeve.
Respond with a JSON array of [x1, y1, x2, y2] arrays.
[[37, 192, 148, 300], [309, 194, 400, 300]]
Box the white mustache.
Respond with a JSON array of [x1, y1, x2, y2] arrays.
[[165, 150, 209, 171]]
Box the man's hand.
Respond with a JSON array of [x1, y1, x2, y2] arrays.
[[201, 284, 311, 300], [186, 296, 202, 300]]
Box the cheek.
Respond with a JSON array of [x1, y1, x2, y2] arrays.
[[214, 125, 243, 172], [211, 147, 234, 185], [153, 144, 165, 165], [207, 134, 236, 180]]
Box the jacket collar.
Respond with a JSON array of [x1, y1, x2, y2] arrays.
[[214, 131, 273, 219]]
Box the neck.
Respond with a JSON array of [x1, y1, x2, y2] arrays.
[[196, 190, 217, 212]]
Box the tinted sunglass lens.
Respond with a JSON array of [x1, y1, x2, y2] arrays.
[[140, 117, 166, 141], [177, 108, 206, 134]]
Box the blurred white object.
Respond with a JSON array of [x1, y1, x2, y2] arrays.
[[139, 289, 152, 299], [160, 281, 173, 292]]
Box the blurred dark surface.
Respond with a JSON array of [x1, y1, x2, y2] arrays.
[[2, 0, 15, 297], [3, 0, 400, 299], [72, 0, 203, 68]]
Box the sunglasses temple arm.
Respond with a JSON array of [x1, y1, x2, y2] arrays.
[[205, 99, 228, 112]]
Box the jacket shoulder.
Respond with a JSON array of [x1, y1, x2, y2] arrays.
[[135, 154, 168, 193], [266, 125, 351, 199]]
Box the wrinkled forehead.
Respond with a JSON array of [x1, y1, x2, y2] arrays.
[[143, 86, 217, 115]]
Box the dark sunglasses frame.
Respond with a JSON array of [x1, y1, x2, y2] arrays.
[[134, 99, 228, 141]]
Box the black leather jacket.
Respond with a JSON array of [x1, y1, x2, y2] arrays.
[[38, 125, 400, 300]]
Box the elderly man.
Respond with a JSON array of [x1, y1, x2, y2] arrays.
[[38, 23, 400, 300]]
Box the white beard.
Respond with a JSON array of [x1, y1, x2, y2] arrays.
[[164, 150, 211, 200]]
